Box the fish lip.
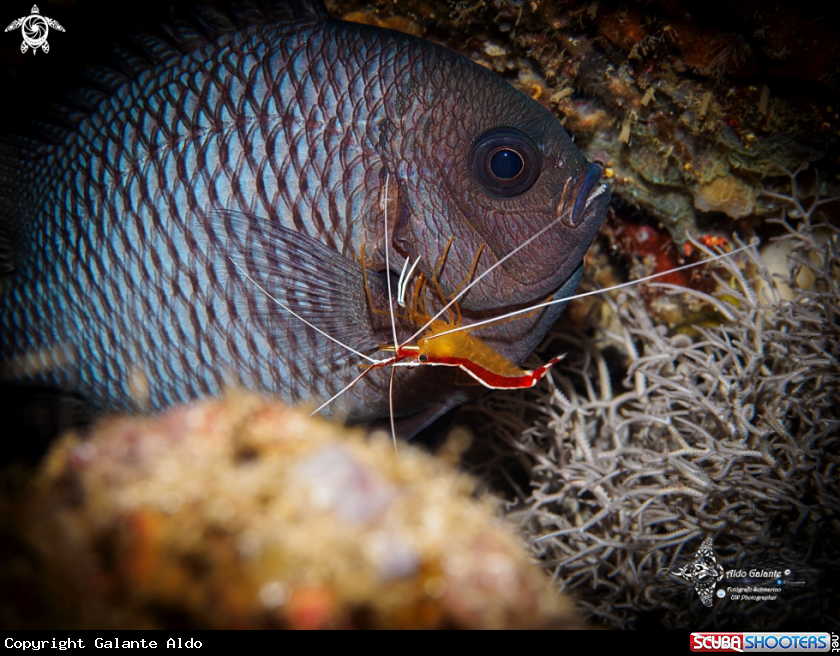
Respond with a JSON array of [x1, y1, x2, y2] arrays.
[[563, 162, 608, 229]]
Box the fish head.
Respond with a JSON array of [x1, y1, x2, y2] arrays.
[[388, 50, 610, 313]]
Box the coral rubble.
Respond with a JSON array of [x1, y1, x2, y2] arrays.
[[21, 393, 583, 629]]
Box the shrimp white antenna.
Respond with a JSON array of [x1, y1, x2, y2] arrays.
[[397, 259, 412, 307], [398, 255, 422, 307], [382, 174, 399, 353], [229, 258, 378, 363], [382, 173, 399, 452], [427, 243, 752, 341], [308, 174, 406, 448], [309, 364, 378, 417]]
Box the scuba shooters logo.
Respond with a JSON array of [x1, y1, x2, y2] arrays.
[[5, 5, 65, 55], [690, 633, 833, 652]]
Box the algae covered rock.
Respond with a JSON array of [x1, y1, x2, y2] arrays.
[[25, 393, 583, 629]]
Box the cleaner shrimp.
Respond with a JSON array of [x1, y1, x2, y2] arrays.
[[358, 235, 565, 387], [302, 175, 580, 448], [228, 172, 749, 452], [296, 177, 569, 447], [226, 174, 572, 449]]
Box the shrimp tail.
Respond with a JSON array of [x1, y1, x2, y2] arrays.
[[530, 353, 565, 384]]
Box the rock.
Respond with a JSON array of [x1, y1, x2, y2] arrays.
[[23, 393, 584, 629]]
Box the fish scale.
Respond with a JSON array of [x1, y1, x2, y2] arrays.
[[0, 0, 609, 434], [3, 21, 377, 407]]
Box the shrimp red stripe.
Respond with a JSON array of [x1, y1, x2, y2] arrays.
[[405, 353, 565, 389]]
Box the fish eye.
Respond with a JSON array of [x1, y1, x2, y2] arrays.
[[490, 149, 523, 179], [469, 127, 541, 197], [418, 353, 429, 363]]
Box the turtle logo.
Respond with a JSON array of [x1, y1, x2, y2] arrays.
[[5, 5, 65, 55]]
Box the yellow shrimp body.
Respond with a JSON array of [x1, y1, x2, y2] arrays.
[[363, 244, 562, 389], [416, 321, 526, 378]]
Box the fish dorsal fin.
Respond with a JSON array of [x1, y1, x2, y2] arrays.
[[206, 210, 380, 359]]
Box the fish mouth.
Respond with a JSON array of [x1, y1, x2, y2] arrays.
[[561, 162, 609, 229], [490, 161, 608, 290]]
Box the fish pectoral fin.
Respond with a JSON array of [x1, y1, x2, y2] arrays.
[[206, 209, 381, 358]]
